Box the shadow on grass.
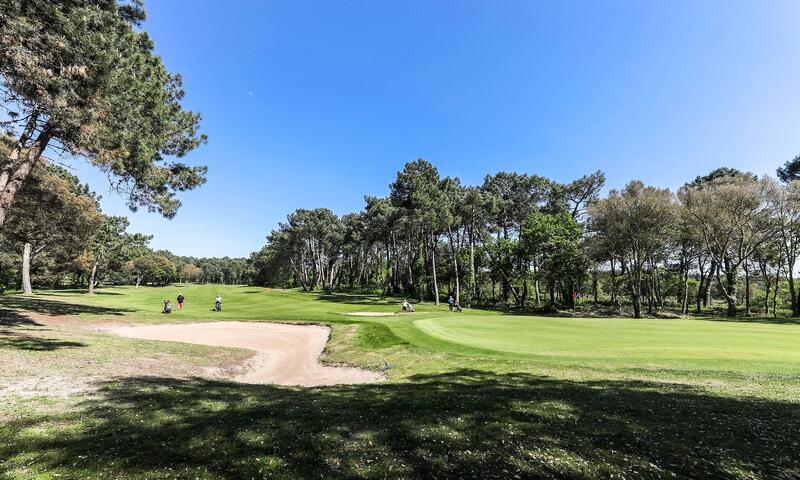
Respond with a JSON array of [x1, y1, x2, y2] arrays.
[[0, 295, 133, 317], [0, 307, 43, 327], [0, 329, 86, 351], [314, 292, 400, 306], [2, 370, 797, 479], [691, 315, 800, 325], [37, 289, 125, 296]]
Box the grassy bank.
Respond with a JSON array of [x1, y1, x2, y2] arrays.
[[1, 285, 798, 479]]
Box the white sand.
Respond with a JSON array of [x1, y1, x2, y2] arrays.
[[109, 321, 382, 387]]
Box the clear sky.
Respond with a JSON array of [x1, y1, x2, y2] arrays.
[[70, 0, 800, 258]]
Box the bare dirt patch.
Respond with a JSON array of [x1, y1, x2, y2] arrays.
[[108, 321, 383, 387], [0, 375, 94, 398]]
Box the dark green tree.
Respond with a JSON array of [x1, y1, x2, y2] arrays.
[[777, 155, 800, 183], [0, 0, 207, 228]]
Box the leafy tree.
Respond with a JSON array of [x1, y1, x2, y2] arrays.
[[550, 170, 606, 219], [777, 154, 800, 183], [2, 164, 103, 293], [769, 179, 800, 316], [522, 211, 585, 307], [82, 216, 151, 293], [589, 181, 675, 318], [390, 159, 448, 304], [132, 253, 176, 287], [181, 263, 203, 282], [0, 0, 207, 228], [679, 175, 777, 317]]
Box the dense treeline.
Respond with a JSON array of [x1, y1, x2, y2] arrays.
[[0, 159, 248, 293], [251, 157, 800, 318], [251, 158, 601, 306], [0, 0, 214, 292]]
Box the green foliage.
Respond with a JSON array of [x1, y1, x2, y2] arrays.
[[132, 253, 175, 286], [0, 0, 207, 219]]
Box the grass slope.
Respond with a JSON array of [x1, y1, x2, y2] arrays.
[[1, 285, 799, 479]]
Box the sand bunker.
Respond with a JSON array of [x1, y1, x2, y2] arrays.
[[344, 311, 396, 317], [109, 322, 382, 387]]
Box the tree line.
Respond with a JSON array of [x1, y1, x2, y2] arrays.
[[0, 152, 250, 293], [0, 1, 239, 293], [251, 157, 800, 318]]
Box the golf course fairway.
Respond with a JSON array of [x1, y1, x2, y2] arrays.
[[1, 285, 798, 479]]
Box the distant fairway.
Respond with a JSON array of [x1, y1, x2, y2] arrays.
[[412, 315, 800, 373], [2, 285, 799, 479]]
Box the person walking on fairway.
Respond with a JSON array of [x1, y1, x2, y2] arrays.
[[177, 293, 185, 310], [448, 295, 454, 311], [214, 295, 222, 312]]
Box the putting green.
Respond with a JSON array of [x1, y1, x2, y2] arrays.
[[413, 315, 800, 370]]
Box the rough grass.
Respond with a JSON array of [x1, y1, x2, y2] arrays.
[[1, 285, 799, 479]]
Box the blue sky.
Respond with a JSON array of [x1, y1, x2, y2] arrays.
[[71, 0, 800, 257]]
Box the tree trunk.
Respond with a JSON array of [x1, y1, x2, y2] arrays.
[[447, 227, 460, 306], [0, 127, 51, 228], [468, 226, 476, 308], [681, 265, 690, 315], [88, 260, 98, 294], [533, 260, 541, 307], [0, 113, 39, 193], [702, 259, 717, 307], [430, 233, 440, 305], [632, 293, 641, 318], [610, 257, 618, 307], [788, 273, 798, 316], [696, 258, 707, 314], [773, 264, 782, 318], [744, 259, 751, 316], [21, 242, 32, 294]]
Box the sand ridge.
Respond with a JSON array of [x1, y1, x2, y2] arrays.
[[108, 321, 383, 387]]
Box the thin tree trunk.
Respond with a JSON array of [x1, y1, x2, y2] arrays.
[[744, 259, 751, 316], [773, 263, 782, 317], [21, 242, 32, 294], [468, 225, 476, 308], [447, 227, 460, 306], [431, 233, 440, 306], [696, 258, 706, 314], [681, 261, 690, 315], [88, 260, 98, 294], [0, 127, 52, 229], [610, 257, 618, 307]]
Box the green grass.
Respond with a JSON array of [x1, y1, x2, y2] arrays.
[[1, 285, 799, 479]]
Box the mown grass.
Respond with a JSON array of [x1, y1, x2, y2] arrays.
[[1, 285, 799, 479]]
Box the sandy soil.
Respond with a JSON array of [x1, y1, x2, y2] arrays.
[[108, 322, 383, 387]]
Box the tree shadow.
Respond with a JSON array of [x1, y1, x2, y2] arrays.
[[38, 289, 125, 296], [314, 292, 400, 306], [690, 315, 800, 325], [2, 370, 797, 478], [0, 295, 133, 317], [0, 329, 86, 351], [0, 307, 43, 327]]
